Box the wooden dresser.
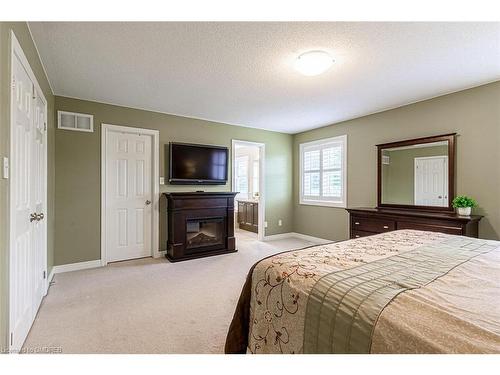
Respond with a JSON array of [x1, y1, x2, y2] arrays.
[[346, 208, 482, 239]]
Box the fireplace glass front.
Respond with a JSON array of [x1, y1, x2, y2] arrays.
[[186, 218, 224, 249]]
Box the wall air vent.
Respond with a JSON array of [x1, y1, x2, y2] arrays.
[[57, 110, 94, 132]]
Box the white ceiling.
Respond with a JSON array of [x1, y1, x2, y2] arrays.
[[29, 22, 500, 134]]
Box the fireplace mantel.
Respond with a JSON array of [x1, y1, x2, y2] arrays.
[[163, 192, 238, 262]]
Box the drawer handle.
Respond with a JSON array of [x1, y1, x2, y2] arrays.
[[354, 222, 360, 225], [383, 225, 389, 229], [355, 235, 360, 238]]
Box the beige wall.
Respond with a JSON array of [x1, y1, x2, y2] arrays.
[[293, 81, 500, 241], [382, 145, 448, 205], [0, 22, 55, 351], [54, 96, 293, 266]]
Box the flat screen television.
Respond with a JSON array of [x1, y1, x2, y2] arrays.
[[169, 142, 229, 185]]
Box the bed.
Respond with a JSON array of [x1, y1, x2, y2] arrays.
[[225, 230, 500, 354]]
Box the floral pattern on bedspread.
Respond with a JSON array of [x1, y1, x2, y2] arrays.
[[248, 229, 449, 354]]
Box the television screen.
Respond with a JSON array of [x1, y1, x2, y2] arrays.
[[169, 143, 228, 184]]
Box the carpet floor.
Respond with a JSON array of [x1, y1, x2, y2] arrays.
[[23, 230, 316, 353]]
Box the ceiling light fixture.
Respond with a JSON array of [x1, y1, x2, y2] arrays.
[[294, 50, 334, 76]]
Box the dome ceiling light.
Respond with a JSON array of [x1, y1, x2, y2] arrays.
[[294, 50, 334, 76]]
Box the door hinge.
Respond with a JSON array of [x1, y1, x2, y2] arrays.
[[43, 270, 46, 279], [10, 332, 13, 346], [11, 77, 16, 90], [44, 122, 47, 131]]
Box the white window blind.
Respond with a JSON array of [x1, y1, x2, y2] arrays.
[[252, 160, 259, 196], [235, 155, 249, 200], [299, 135, 347, 207]]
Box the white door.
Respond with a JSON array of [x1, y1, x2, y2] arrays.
[[32, 93, 47, 308], [10, 41, 47, 352], [105, 130, 153, 262], [414, 156, 448, 206]]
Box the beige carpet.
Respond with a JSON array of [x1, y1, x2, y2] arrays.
[[23, 230, 316, 353]]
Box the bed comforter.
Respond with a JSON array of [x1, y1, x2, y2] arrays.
[[225, 230, 500, 354]]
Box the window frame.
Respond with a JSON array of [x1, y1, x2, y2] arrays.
[[299, 135, 347, 208], [252, 159, 259, 196], [235, 155, 250, 200]]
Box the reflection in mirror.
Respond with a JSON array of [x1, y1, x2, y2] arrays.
[[381, 141, 449, 207]]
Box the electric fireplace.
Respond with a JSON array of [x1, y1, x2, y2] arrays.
[[163, 192, 237, 262]]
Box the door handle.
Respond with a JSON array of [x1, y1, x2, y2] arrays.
[[30, 213, 37, 222], [37, 213, 44, 221], [438, 196, 442, 199], [145, 200, 152, 205]]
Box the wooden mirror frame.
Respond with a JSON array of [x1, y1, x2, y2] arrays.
[[377, 133, 456, 212]]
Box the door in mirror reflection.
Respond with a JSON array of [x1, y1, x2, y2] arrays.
[[414, 156, 448, 206]]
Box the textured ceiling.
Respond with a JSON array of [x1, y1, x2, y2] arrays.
[[29, 22, 500, 133]]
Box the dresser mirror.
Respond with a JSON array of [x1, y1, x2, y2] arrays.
[[377, 133, 456, 212]]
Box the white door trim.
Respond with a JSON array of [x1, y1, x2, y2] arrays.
[[101, 123, 160, 266], [231, 139, 266, 241], [9, 30, 48, 352]]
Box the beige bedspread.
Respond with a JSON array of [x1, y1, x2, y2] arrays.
[[240, 230, 500, 354]]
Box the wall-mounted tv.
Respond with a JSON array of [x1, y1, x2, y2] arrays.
[[169, 142, 228, 185]]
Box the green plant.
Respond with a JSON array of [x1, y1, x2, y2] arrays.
[[452, 196, 477, 208]]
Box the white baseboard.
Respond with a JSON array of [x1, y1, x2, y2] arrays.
[[45, 267, 56, 294], [48, 267, 55, 283], [52, 259, 102, 274], [263, 232, 331, 244]]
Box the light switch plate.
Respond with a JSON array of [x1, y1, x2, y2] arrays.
[[2, 157, 8, 179], [159, 177, 165, 185]]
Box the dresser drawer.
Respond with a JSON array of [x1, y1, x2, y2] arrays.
[[351, 217, 395, 233], [346, 208, 481, 238], [351, 230, 376, 239], [397, 221, 463, 235]]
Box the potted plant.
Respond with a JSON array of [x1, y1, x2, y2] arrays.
[[452, 195, 477, 216]]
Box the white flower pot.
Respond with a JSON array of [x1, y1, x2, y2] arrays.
[[457, 207, 471, 216]]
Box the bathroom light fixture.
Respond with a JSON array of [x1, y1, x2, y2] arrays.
[[294, 50, 334, 76]]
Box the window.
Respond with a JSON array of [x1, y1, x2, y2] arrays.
[[299, 135, 347, 207], [235, 155, 249, 200], [58, 110, 94, 132], [252, 160, 259, 196]]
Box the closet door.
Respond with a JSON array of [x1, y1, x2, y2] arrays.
[[105, 130, 153, 262], [10, 52, 35, 352], [31, 92, 47, 311], [9, 36, 47, 353]]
